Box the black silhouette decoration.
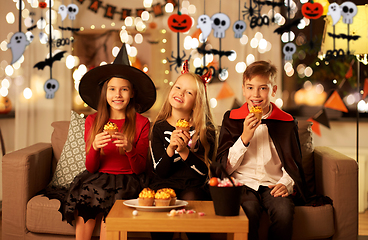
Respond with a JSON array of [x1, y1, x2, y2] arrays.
[[33, 51, 67, 70]]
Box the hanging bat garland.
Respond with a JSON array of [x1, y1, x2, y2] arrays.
[[33, 51, 67, 70]]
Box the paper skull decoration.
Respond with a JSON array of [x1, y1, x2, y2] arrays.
[[211, 13, 231, 38], [340, 1, 357, 24], [44, 79, 59, 99], [233, 20, 247, 38], [168, 13, 193, 33], [67, 4, 79, 20], [283, 43, 296, 61], [302, 2, 323, 19]]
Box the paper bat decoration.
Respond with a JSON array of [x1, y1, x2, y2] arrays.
[[327, 32, 361, 41], [27, 25, 37, 31], [58, 26, 80, 32], [254, 0, 282, 7], [33, 51, 67, 70], [274, 18, 302, 35], [197, 48, 234, 57]]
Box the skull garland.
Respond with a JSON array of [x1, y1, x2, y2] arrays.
[[340, 1, 357, 24], [233, 20, 247, 38], [44, 79, 59, 99], [283, 43, 296, 61], [67, 4, 79, 20], [211, 13, 231, 39]]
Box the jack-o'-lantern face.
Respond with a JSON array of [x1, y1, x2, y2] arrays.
[[168, 13, 192, 33], [302, 2, 323, 19], [0, 96, 12, 114], [39, 1, 47, 9]]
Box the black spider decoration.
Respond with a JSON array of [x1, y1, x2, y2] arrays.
[[167, 50, 191, 73], [242, 0, 261, 21]]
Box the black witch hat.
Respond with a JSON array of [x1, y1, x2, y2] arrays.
[[79, 43, 156, 113]]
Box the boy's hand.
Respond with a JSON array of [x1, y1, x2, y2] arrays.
[[241, 113, 261, 145], [268, 184, 289, 197]]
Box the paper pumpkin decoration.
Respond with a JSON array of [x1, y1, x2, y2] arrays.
[[0, 96, 12, 114], [39, 1, 47, 9], [302, 2, 323, 19], [168, 13, 192, 33]]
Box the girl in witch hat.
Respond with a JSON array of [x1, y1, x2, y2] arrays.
[[149, 61, 216, 240], [45, 43, 156, 240]]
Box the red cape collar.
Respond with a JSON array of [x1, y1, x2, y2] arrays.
[[229, 102, 294, 121]]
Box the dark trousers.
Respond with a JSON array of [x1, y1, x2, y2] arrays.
[[241, 186, 294, 240]]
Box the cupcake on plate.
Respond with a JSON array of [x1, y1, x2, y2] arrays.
[[154, 191, 171, 206], [138, 188, 155, 206], [159, 188, 177, 206]]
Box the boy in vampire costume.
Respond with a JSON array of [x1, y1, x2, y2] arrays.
[[214, 61, 311, 240]]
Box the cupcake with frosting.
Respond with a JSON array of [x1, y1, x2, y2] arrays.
[[138, 188, 155, 206], [159, 188, 177, 206], [154, 191, 171, 206]]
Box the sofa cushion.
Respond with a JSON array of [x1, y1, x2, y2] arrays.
[[297, 120, 315, 195], [49, 110, 86, 188]]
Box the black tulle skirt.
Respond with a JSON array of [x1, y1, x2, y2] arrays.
[[43, 170, 142, 226]]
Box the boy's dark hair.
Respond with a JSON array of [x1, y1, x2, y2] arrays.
[[243, 60, 277, 85]]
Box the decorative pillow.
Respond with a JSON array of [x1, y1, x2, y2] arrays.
[[297, 120, 315, 195], [49, 110, 86, 188]]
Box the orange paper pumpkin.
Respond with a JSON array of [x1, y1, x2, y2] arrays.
[[0, 96, 12, 114], [39, 1, 47, 9], [168, 13, 192, 33], [302, 2, 323, 19]]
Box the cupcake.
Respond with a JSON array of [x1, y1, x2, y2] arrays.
[[104, 121, 118, 136], [138, 188, 155, 206], [158, 188, 177, 206], [154, 191, 171, 206], [176, 119, 190, 132], [250, 106, 263, 121]]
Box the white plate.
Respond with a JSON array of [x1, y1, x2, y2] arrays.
[[123, 199, 188, 212]]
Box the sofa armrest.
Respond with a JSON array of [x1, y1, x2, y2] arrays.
[[2, 143, 53, 240], [313, 146, 358, 240]]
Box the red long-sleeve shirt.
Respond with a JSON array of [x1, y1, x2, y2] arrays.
[[84, 112, 150, 175]]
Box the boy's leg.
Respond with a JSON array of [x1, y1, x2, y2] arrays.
[[240, 187, 263, 240], [260, 186, 294, 240]]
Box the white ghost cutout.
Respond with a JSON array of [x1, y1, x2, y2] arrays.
[[67, 4, 79, 20], [44, 79, 59, 99], [7, 32, 30, 64], [211, 13, 231, 39], [340, 1, 357, 24], [283, 43, 296, 61], [327, 3, 341, 26], [58, 5, 68, 21], [197, 15, 212, 42]]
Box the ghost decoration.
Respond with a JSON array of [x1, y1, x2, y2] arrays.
[[25, 31, 34, 43], [340, 1, 357, 24], [58, 5, 68, 21], [44, 79, 59, 99], [211, 13, 231, 38], [283, 43, 296, 61], [327, 3, 341, 26], [67, 4, 79, 20], [233, 20, 247, 38], [197, 15, 212, 42], [7, 32, 30, 65]]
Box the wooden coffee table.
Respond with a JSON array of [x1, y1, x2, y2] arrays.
[[106, 200, 248, 240]]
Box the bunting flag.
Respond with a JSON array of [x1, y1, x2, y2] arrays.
[[312, 108, 330, 129], [345, 60, 354, 79], [324, 90, 348, 113], [363, 78, 368, 99], [307, 118, 321, 137], [76, 0, 177, 20], [216, 82, 235, 100]]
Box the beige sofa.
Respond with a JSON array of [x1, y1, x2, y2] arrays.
[[2, 120, 358, 240]]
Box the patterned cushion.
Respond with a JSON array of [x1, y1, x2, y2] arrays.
[[49, 110, 86, 188]]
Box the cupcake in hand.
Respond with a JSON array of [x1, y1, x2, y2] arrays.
[[250, 106, 263, 121], [176, 119, 190, 132], [104, 121, 118, 136]]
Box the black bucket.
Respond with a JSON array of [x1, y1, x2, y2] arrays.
[[209, 185, 244, 216]]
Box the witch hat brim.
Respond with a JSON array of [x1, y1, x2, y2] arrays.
[[79, 43, 156, 113]]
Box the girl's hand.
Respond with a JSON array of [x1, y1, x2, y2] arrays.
[[167, 129, 190, 156], [241, 113, 261, 146], [268, 184, 289, 198], [112, 132, 133, 152], [92, 132, 111, 150], [175, 130, 190, 152]]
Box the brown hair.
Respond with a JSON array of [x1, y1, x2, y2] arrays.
[[153, 72, 217, 168], [86, 78, 136, 154], [243, 60, 277, 85]]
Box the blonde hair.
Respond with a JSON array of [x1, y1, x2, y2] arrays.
[[86, 77, 136, 155], [243, 60, 277, 86], [153, 72, 217, 168]]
